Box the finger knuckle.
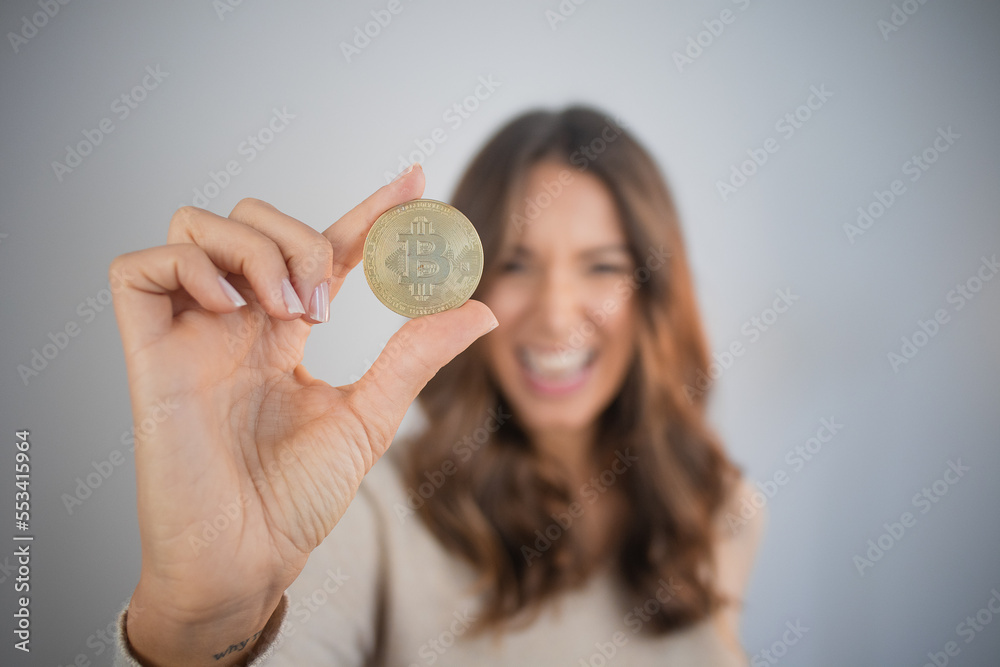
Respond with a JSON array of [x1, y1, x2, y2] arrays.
[[107, 251, 148, 297], [167, 206, 200, 242], [231, 197, 272, 219], [298, 238, 334, 275], [244, 235, 284, 269], [107, 255, 129, 285]]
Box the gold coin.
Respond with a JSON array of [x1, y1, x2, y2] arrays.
[[362, 199, 483, 318]]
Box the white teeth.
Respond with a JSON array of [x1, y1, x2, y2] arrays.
[[521, 347, 594, 377]]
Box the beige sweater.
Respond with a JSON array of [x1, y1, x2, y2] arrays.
[[114, 453, 765, 666]]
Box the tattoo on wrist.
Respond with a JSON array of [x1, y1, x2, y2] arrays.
[[213, 627, 265, 661]]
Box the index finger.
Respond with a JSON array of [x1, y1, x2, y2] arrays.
[[323, 164, 425, 294]]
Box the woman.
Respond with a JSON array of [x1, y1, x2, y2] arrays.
[[112, 106, 765, 666]]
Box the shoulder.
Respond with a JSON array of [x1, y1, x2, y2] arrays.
[[707, 475, 768, 660], [714, 475, 768, 556], [710, 475, 768, 607]]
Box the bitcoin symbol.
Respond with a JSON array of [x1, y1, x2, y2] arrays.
[[397, 216, 451, 301], [363, 199, 482, 318]]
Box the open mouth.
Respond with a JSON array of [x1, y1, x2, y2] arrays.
[[517, 346, 597, 396]]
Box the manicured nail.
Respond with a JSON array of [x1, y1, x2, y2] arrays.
[[308, 282, 330, 323], [392, 162, 417, 184], [281, 277, 306, 315], [217, 276, 246, 307]]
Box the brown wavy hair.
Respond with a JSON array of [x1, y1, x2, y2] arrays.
[[399, 105, 742, 637]]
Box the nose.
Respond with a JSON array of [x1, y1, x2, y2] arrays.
[[533, 265, 586, 340]]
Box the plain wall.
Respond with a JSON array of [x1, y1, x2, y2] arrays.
[[1, 1, 998, 665]]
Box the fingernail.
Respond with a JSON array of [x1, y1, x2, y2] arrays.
[[218, 275, 246, 307], [487, 317, 499, 332], [392, 162, 417, 184], [281, 277, 306, 315], [308, 282, 330, 323]]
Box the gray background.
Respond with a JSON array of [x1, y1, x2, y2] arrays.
[[2, 0, 999, 665]]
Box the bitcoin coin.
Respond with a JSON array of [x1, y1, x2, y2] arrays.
[[363, 199, 483, 318]]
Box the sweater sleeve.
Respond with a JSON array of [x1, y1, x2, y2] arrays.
[[112, 593, 290, 667], [113, 476, 388, 666]]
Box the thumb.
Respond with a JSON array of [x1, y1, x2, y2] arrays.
[[348, 299, 497, 440]]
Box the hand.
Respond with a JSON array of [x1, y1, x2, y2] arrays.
[[110, 165, 496, 665]]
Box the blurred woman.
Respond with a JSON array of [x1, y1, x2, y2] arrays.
[[112, 106, 764, 667]]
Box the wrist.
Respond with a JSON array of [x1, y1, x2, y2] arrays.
[[125, 580, 285, 667]]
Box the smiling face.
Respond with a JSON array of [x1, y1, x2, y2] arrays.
[[479, 161, 639, 440]]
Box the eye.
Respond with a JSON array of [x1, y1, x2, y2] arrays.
[[590, 263, 630, 274], [499, 259, 526, 273]]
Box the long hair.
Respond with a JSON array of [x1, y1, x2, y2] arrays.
[[399, 105, 742, 636]]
